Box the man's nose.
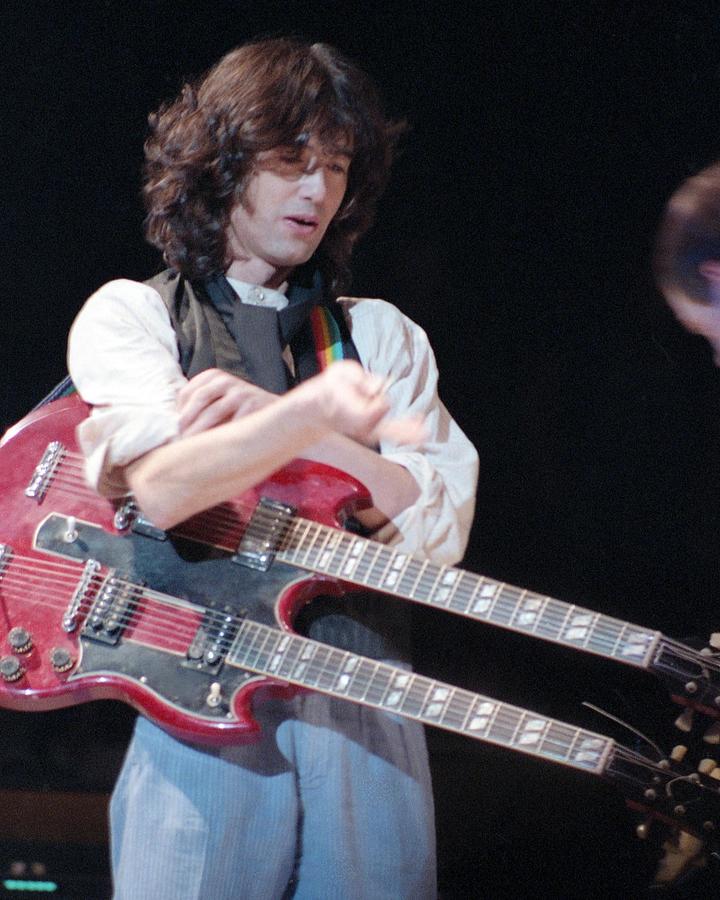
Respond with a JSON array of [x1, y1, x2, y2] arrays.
[[300, 167, 327, 203]]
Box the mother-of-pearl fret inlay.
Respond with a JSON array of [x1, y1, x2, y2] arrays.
[[339, 539, 366, 577], [622, 631, 653, 658], [469, 701, 497, 731], [425, 687, 451, 718], [518, 718, 547, 746], [574, 738, 606, 764], [335, 655, 360, 692], [472, 582, 497, 614], [385, 672, 410, 707], [564, 613, 594, 641], [385, 555, 407, 588], [435, 569, 459, 605], [317, 531, 342, 569], [518, 597, 542, 627]]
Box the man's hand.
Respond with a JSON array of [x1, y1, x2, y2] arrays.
[[296, 360, 426, 446], [177, 361, 426, 446], [177, 369, 277, 436]]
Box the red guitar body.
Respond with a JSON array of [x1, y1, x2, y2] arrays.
[[0, 396, 372, 744]]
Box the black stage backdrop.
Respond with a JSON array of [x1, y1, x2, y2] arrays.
[[3, 2, 720, 897]]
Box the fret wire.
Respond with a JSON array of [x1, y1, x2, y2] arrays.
[[420, 679, 454, 722], [398, 674, 431, 717], [541, 722, 573, 760], [565, 726, 584, 765], [484, 698, 505, 740], [442, 688, 473, 729], [292, 520, 319, 566], [613, 622, 631, 660], [583, 611, 601, 651], [365, 544, 396, 592], [300, 641, 330, 688], [356, 658, 384, 704], [335, 532, 362, 578], [341, 654, 370, 699], [231, 621, 267, 670], [507, 588, 528, 626], [447, 570, 475, 612], [270, 632, 304, 679], [363, 660, 393, 706], [391, 552, 414, 594], [411, 676, 437, 718], [306, 522, 335, 567], [338, 536, 369, 581], [246, 623, 277, 670], [415, 562, 445, 603]]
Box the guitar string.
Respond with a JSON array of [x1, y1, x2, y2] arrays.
[[6, 558, 711, 787], [0, 554, 622, 761], [9, 551, 719, 727], [16, 452, 720, 788], [26, 456, 709, 668], [0, 599, 619, 764]]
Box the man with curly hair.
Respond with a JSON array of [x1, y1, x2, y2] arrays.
[[68, 38, 478, 899]]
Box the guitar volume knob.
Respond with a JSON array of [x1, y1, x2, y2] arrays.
[[0, 656, 24, 682], [8, 627, 32, 654], [49, 648, 74, 673]]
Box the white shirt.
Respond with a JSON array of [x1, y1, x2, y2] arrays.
[[67, 278, 479, 565]]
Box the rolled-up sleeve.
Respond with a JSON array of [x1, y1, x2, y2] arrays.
[[67, 279, 186, 496], [341, 299, 479, 565]]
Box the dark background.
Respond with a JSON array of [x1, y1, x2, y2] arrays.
[[3, 1, 720, 897]]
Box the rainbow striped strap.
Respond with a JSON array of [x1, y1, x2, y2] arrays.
[[309, 305, 346, 371]]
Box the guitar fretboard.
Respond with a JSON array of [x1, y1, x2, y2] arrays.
[[228, 617, 613, 775], [272, 516, 660, 669]]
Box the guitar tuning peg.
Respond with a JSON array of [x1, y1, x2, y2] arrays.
[[709, 632, 720, 650], [670, 745, 688, 762], [654, 830, 707, 886], [697, 758, 717, 775], [674, 708, 695, 733], [704, 721, 720, 745], [636, 817, 653, 840]]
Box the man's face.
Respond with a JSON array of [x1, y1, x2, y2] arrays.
[[665, 260, 720, 364], [225, 135, 352, 287]]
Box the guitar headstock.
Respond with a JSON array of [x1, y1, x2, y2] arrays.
[[655, 632, 720, 721], [625, 674, 720, 890]]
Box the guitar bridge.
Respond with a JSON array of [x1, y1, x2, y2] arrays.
[[232, 497, 294, 572], [25, 441, 66, 502]]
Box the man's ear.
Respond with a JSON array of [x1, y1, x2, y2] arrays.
[[699, 259, 720, 284]]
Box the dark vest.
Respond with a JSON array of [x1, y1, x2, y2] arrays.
[[147, 269, 410, 663]]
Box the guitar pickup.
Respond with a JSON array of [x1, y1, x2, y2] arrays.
[[81, 570, 138, 646], [232, 497, 294, 572], [182, 607, 242, 675]]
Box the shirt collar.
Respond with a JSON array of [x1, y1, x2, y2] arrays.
[[226, 277, 289, 310]]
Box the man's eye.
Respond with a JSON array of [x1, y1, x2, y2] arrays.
[[328, 162, 348, 175]]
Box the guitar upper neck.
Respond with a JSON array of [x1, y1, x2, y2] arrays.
[[274, 515, 661, 670]]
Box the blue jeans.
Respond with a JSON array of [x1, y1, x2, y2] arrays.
[[110, 691, 436, 899]]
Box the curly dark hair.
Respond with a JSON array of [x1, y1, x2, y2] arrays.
[[655, 162, 720, 305], [143, 38, 404, 293]]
